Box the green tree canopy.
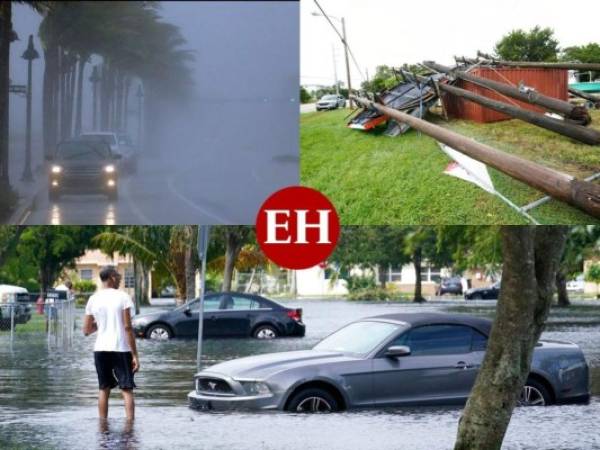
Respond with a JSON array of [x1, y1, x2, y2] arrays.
[[494, 26, 559, 62]]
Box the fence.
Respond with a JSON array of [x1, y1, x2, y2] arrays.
[[0, 291, 76, 351], [235, 270, 293, 295]]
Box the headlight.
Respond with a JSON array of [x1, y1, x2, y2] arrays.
[[51, 165, 62, 174], [240, 381, 271, 396], [104, 165, 115, 173]]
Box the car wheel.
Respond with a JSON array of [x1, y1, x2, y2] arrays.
[[519, 379, 552, 406], [146, 324, 172, 340], [253, 324, 278, 340], [287, 388, 339, 413]]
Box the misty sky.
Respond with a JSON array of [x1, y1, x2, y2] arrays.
[[301, 0, 600, 88]]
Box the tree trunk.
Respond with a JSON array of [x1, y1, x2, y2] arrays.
[[42, 44, 59, 159], [412, 248, 426, 302], [556, 270, 570, 307], [223, 243, 237, 292], [74, 57, 85, 136], [67, 62, 76, 138], [133, 258, 150, 314], [100, 63, 109, 131], [185, 238, 196, 300], [378, 265, 387, 289], [454, 226, 568, 450], [123, 77, 130, 130], [0, 2, 12, 195]]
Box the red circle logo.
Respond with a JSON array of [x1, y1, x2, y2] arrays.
[[256, 186, 340, 270]]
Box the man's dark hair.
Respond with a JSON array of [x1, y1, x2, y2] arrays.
[[65, 280, 73, 289], [99, 265, 119, 282]]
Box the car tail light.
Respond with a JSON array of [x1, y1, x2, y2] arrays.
[[287, 308, 302, 322]]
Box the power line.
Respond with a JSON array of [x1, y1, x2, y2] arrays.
[[313, 0, 365, 81]]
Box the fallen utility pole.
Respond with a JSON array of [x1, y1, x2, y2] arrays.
[[569, 88, 600, 108], [351, 95, 600, 218], [476, 53, 600, 71], [437, 82, 600, 145], [424, 61, 591, 125]]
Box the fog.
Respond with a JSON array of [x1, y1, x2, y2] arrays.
[[6, 1, 299, 225]]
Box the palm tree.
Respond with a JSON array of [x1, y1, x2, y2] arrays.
[[0, 1, 49, 209]]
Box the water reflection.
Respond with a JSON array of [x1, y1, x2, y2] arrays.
[[98, 419, 139, 450]]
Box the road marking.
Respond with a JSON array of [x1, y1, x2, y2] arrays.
[[166, 176, 234, 224], [19, 210, 31, 225]]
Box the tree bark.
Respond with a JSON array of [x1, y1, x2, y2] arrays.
[[412, 248, 426, 302], [378, 265, 387, 289], [133, 258, 150, 314], [0, 2, 12, 194], [223, 243, 237, 292], [454, 226, 568, 450], [555, 270, 570, 307], [185, 234, 197, 300], [42, 44, 59, 158]]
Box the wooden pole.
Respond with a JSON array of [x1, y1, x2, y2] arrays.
[[438, 82, 600, 145], [351, 95, 600, 218], [424, 61, 590, 125], [569, 88, 600, 107], [484, 60, 600, 72]]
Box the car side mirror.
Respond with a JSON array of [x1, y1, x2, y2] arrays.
[[183, 306, 192, 316], [385, 345, 411, 357]]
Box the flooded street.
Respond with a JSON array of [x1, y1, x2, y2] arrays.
[[2, 299, 600, 449]]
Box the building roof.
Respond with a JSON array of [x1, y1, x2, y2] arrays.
[[368, 312, 492, 335]]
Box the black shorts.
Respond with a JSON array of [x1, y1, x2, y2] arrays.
[[94, 351, 137, 390]]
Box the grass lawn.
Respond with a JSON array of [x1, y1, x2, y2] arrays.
[[0, 313, 46, 334], [300, 109, 600, 224]]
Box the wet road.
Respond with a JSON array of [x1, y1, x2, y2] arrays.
[[1, 299, 600, 449]]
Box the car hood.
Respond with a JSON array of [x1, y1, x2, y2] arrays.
[[53, 159, 111, 168], [200, 349, 356, 380]]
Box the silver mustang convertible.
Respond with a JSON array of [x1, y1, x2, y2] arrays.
[[188, 313, 590, 412]]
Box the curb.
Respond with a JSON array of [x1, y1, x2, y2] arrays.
[[7, 177, 44, 225]]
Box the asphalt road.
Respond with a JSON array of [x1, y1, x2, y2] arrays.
[[22, 102, 298, 225]]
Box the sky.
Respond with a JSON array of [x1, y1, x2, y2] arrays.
[[301, 0, 600, 88]]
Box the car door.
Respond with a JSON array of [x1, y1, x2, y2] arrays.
[[370, 325, 483, 406], [213, 294, 257, 336], [174, 295, 223, 337]]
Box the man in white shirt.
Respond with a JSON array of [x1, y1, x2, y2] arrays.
[[83, 266, 140, 421]]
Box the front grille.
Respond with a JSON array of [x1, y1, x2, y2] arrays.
[[63, 167, 103, 176], [197, 377, 234, 396]]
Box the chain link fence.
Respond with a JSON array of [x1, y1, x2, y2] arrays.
[[0, 290, 76, 351]]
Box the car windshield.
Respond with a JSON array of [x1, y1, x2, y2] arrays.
[[313, 321, 401, 356], [80, 134, 117, 146], [321, 95, 337, 100], [55, 141, 111, 160]]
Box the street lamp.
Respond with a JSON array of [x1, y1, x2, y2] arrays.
[[20, 35, 39, 182], [89, 65, 101, 130], [136, 84, 143, 150], [311, 11, 353, 108]]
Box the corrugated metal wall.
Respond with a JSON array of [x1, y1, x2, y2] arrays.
[[442, 67, 568, 123]]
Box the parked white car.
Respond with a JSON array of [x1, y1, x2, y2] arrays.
[[0, 284, 31, 328]]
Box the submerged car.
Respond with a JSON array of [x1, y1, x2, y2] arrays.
[[0, 284, 31, 330], [132, 292, 305, 340], [48, 140, 121, 200], [316, 94, 346, 111], [464, 281, 500, 300], [188, 313, 589, 412]]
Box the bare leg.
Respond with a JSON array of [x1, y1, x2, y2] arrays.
[[122, 389, 135, 421], [98, 388, 111, 418]]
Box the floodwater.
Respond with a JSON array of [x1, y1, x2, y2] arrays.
[[1, 299, 600, 450]]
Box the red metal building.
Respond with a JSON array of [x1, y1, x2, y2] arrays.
[[442, 67, 568, 123]]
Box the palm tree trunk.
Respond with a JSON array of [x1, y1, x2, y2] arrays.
[[413, 248, 426, 302], [223, 242, 239, 292], [100, 63, 109, 130], [74, 57, 85, 136], [42, 44, 59, 158], [556, 270, 570, 307], [115, 72, 122, 131], [0, 2, 12, 195], [133, 258, 151, 314], [68, 62, 76, 137], [123, 77, 130, 131]]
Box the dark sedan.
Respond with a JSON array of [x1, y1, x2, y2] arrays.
[[464, 281, 500, 300], [188, 313, 589, 412], [436, 277, 463, 296], [132, 292, 305, 340], [48, 140, 121, 200]]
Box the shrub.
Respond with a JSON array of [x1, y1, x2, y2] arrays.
[[346, 275, 376, 292], [73, 279, 97, 293], [347, 287, 409, 302]]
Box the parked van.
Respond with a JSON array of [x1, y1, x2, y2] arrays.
[[0, 285, 32, 329]]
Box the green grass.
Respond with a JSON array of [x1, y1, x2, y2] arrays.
[[0, 313, 46, 334], [300, 109, 600, 224]]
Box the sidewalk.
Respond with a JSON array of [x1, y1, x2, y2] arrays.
[[4, 135, 46, 224]]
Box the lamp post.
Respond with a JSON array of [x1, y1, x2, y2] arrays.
[[196, 225, 211, 372], [136, 84, 143, 149], [89, 65, 100, 130], [20, 35, 38, 182], [312, 11, 353, 108]]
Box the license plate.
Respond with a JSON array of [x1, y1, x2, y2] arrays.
[[196, 401, 212, 411]]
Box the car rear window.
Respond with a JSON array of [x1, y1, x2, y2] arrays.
[[80, 134, 117, 146]]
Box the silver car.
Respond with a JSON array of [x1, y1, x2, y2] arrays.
[[316, 94, 346, 111], [188, 313, 590, 412]]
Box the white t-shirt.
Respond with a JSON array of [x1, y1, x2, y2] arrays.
[[85, 288, 135, 352]]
